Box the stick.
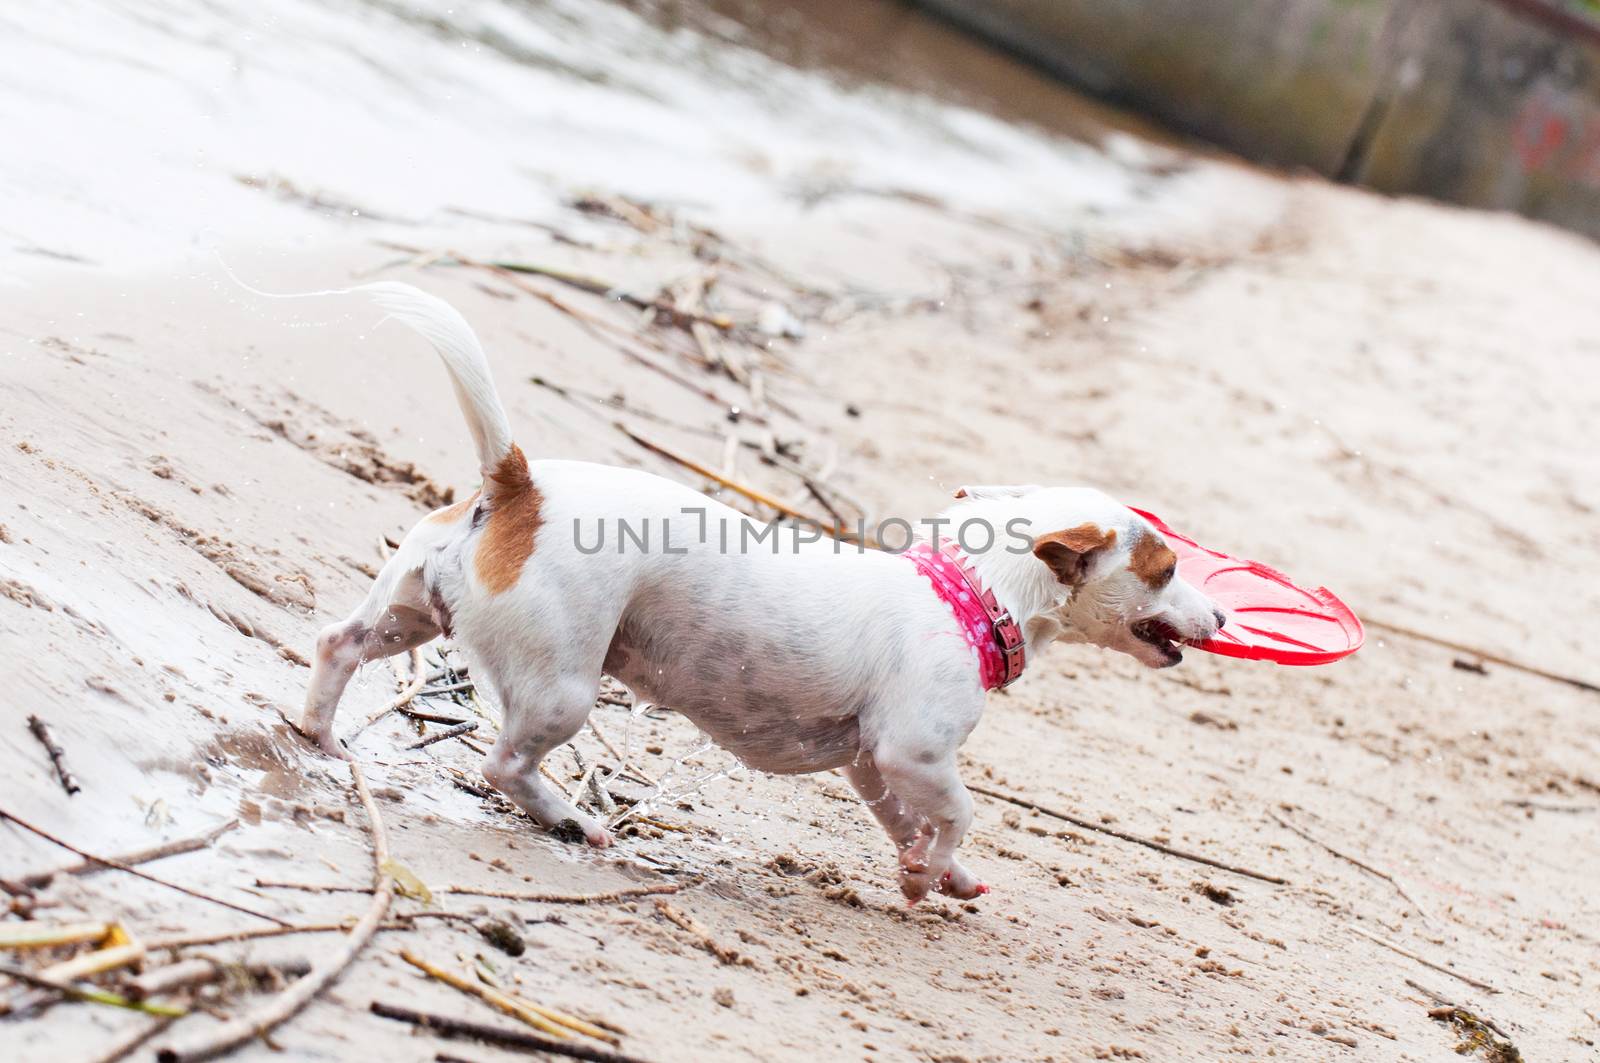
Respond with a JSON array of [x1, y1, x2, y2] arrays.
[[0, 807, 287, 925], [1365, 617, 1599, 694], [1270, 812, 1435, 925], [372, 1002, 658, 1063], [418, 680, 476, 696], [406, 722, 479, 750], [26, 715, 79, 795], [399, 949, 570, 1039], [0, 921, 110, 950], [253, 881, 684, 904], [38, 940, 144, 983], [12, 819, 238, 892], [144, 920, 409, 951], [654, 900, 742, 966], [126, 957, 309, 1000], [966, 784, 1288, 885], [1403, 978, 1511, 1040], [86, 1015, 180, 1063], [155, 761, 396, 1063], [614, 423, 867, 544], [1349, 926, 1499, 993], [399, 706, 470, 726], [0, 961, 186, 1017]]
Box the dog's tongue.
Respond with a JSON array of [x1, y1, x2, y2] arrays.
[[1131, 508, 1364, 666]]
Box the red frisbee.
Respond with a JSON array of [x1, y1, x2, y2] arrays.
[[1131, 508, 1363, 666]]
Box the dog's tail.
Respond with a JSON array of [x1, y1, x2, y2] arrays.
[[355, 282, 516, 476]]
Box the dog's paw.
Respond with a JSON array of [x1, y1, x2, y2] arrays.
[[936, 866, 988, 901], [585, 826, 613, 849], [898, 866, 933, 905]]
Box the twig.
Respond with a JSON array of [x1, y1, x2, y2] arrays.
[[38, 938, 144, 983], [0, 807, 287, 925], [418, 680, 476, 697], [253, 880, 684, 905], [400, 706, 470, 726], [26, 715, 80, 795], [155, 761, 396, 1062], [85, 1015, 180, 1063], [0, 961, 185, 1017], [1366, 617, 1599, 694], [967, 784, 1288, 885], [399, 949, 570, 1039], [0, 921, 110, 949], [1349, 926, 1499, 993], [1270, 811, 1435, 926], [144, 921, 409, 951], [1403, 979, 1510, 1040], [653, 900, 743, 966], [614, 423, 867, 544], [12, 819, 238, 892], [372, 1001, 659, 1063], [126, 957, 310, 1001], [407, 722, 479, 750]]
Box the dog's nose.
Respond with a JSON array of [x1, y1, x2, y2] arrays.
[[1212, 609, 1227, 631]]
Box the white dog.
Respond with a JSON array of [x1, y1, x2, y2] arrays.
[[300, 284, 1224, 902]]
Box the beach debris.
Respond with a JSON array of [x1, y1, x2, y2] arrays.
[[153, 761, 394, 1063], [372, 1001, 655, 1063], [0, 961, 186, 1018], [0, 921, 112, 951], [0, 807, 285, 925], [125, 957, 311, 1001], [1271, 810, 1434, 926], [1349, 926, 1499, 994], [966, 784, 1288, 885], [26, 715, 80, 796], [399, 949, 572, 1040], [406, 721, 479, 751], [653, 901, 746, 966]]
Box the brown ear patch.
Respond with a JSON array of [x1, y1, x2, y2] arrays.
[[1033, 523, 1117, 585], [474, 446, 543, 594], [1130, 533, 1178, 588], [424, 490, 481, 525]]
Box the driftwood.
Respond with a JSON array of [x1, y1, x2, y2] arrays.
[[373, 1002, 658, 1063], [1366, 616, 1599, 694], [26, 715, 80, 795], [254, 880, 683, 905], [0, 961, 184, 1017], [1270, 811, 1435, 926], [155, 762, 395, 1062], [406, 721, 479, 750], [1349, 926, 1500, 994], [13, 819, 238, 892], [125, 957, 311, 1001], [967, 784, 1288, 885], [0, 807, 284, 924]]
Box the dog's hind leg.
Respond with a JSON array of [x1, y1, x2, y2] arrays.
[[481, 669, 611, 848], [302, 561, 439, 759]]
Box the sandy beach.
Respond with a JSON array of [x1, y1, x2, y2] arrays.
[[2, 1, 1598, 1060]]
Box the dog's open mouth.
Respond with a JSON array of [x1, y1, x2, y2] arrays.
[[1132, 618, 1184, 664]]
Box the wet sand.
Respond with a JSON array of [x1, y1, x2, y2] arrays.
[[2, 1, 1598, 1060]]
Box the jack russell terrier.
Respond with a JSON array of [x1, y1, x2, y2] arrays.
[[300, 283, 1224, 903]]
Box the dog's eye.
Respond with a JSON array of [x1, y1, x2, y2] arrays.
[[1158, 564, 1176, 586]]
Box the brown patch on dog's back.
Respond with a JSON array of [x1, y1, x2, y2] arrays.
[[1033, 523, 1117, 585], [475, 446, 542, 594], [1130, 533, 1177, 588], [424, 489, 480, 524]]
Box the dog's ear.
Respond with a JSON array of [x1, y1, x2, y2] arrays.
[[953, 484, 1041, 501], [1033, 523, 1117, 585]]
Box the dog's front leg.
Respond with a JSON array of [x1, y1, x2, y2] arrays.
[[871, 748, 984, 903]]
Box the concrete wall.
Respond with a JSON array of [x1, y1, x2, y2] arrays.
[[913, 0, 1600, 237]]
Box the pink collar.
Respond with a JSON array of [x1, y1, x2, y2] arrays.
[[907, 540, 1026, 690]]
